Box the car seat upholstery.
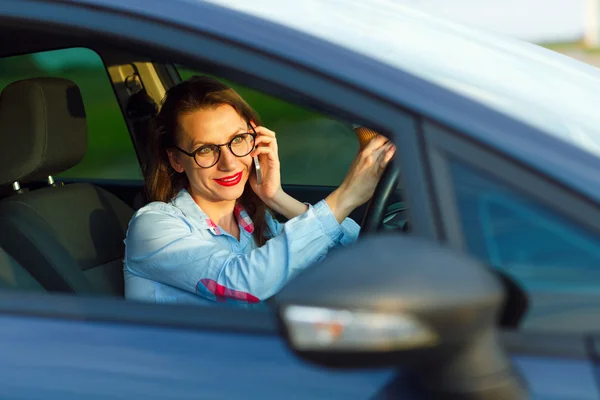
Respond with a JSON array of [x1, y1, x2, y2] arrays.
[[0, 77, 134, 296], [0, 247, 43, 291]]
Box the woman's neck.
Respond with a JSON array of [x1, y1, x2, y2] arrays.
[[190, 191, 239, 239]]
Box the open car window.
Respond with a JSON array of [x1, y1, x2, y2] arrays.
[[177, 67, 359, 187], [0, 49, 410, 302], [0, 47, 141, 181]]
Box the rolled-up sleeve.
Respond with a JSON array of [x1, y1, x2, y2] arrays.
[[125, 200, 359, 302], [266, 202, 360, 246]]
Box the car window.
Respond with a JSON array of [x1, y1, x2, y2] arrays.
[[0, 48, 142, 181], [177, 67, 358, 186], [450, 160, 600, 331]]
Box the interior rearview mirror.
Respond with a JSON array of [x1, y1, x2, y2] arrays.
[[275, 235, 527, 400]]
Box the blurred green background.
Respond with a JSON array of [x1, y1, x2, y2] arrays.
[[0, 48, 358, 186]]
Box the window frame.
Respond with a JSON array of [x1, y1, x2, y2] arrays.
[[423, 119, 600, 335], [0, 0, 434, 316], [1, 0, 442, 239], [423, 119, 600, 251]]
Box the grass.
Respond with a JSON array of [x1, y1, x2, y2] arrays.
[[538, 38, 600, 55], [538, 40, 586, 51]]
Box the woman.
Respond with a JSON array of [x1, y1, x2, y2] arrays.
[[124, 76, 396, 306]]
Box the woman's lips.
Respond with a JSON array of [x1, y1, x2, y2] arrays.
[[214, 171, 243, 187]]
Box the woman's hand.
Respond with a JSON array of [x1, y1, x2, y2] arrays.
[[248, 125, 283, 202], [248, 125, 309, 219], [326, 135, 396, 223]]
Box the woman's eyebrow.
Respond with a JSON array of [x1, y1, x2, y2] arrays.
[[191, 127, 246, 148]]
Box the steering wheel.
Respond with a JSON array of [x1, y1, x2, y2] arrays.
[[359, 161, 402, 236]]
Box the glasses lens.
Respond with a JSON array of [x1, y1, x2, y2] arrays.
[[230, 133, 255, 157], [194, 145, 220, 168]]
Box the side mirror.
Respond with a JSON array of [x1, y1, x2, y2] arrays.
[[275, 235, 527, 400]]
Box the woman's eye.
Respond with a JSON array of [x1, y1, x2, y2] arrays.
[[232, 136, 243, 144], [198, 147, 213, 155]]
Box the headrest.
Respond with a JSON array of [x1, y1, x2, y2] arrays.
[[0, 77, 87, 186]]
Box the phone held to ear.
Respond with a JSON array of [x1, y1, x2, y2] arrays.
[[253, 156, 262, 185]]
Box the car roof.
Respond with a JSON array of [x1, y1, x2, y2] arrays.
[[198, 1, 600, 158], [67, 0, 600, 155], [36, 0, 600, 203]]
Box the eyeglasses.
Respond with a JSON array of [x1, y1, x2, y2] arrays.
[[174, 128, 257, 169]]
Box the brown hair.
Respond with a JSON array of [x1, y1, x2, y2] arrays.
[[145, 76, 270, 246]]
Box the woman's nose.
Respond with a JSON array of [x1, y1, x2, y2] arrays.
[[217, 146, 237, 170]]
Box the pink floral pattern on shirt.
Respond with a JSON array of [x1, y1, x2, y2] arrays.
[[204, 203, 255, 235]]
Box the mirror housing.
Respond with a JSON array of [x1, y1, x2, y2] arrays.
[[275, 235, 527, 400]]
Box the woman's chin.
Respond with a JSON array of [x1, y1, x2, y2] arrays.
[[213, 184, 245, 201]]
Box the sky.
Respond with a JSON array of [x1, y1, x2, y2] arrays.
[[398, 0, 586, 43]]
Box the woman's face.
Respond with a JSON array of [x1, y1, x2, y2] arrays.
[[167, 104, 253, 204]]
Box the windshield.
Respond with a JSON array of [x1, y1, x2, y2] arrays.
[[204, 0, 600, 158]]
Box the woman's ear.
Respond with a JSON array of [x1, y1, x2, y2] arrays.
[[166, 149, 185, 173]]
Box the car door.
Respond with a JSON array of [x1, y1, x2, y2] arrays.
[[0, 1, 427, 398], [422, 120, 600, 399], [423, 120, 600, 332], [0, 294, 409, 399]]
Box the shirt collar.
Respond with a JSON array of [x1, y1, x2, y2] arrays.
[[171, 189, 255, 235]]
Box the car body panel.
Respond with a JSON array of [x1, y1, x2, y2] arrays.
[[0, 314, 395, 399], [0, 311, 597, 399], [513, 355, 600, 400]]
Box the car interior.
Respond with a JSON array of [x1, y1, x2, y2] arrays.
[[0, 29, 407, 297]]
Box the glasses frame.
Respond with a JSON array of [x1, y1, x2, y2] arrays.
[[174, 125, 258, 169]]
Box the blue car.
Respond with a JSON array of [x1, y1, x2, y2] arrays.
[[0, 0, 598, 398]]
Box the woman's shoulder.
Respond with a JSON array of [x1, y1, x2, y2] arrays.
[[133, 200, 185, 219], [128, 200, 188, 232], [125, 200, 196, 254]]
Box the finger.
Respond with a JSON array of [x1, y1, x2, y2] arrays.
[[366, 140, 391, 166], [253, 136, 278, 155], [361, 134, 389, 154], [253, 126, 276, 137], [253, 135, 275, 146], [250, 147, 277, 159], [375, 143, 395, 171], [381, 145, 396, 167]]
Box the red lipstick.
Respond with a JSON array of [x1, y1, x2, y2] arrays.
[[214, 171, 243, 187]]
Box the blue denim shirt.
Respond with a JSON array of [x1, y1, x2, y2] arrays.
[[123, 189, 359, 307]]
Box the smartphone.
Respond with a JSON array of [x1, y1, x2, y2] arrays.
[[253, 156, 262, 185]]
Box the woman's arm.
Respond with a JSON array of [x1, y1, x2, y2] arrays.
[[265, 200, 360, 246], [125, 200, 345, 303], [263, 189, 308, 220], [250, 126, 395, 225], [264, 186, 356, 225]]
